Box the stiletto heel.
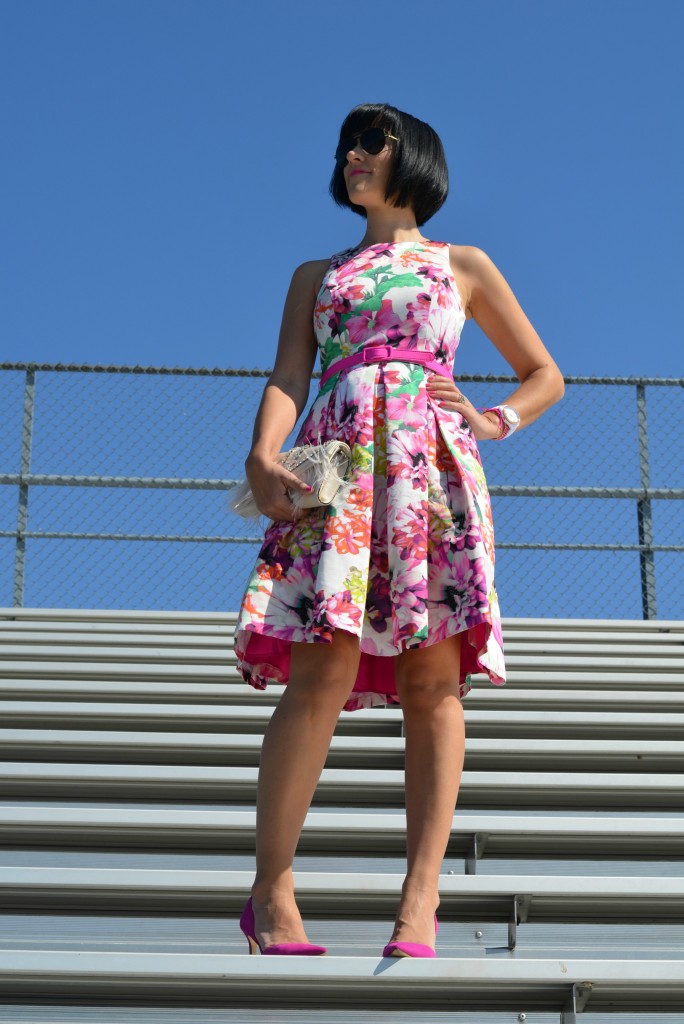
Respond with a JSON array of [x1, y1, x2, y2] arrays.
[[382, 913, 439, 958], [239, 897, 328, 956]]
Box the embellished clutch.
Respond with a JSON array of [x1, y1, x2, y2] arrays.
[[229, 440, 352, 519]]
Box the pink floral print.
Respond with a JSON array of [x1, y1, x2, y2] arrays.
[[234, 239, 506, 710]]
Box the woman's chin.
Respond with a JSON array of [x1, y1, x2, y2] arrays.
[[347, 193, 369, 208]]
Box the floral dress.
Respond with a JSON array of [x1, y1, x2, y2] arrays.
[[234, 239, 506, 711]]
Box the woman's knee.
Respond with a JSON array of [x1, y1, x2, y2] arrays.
[[288, 629, 360, 706], [395, 672, 462, 711], [394, 634, 463, 710]]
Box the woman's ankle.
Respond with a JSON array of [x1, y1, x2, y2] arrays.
[[399, 878, 440, 909], [251, 875, 296, 905], [401, 876, 440, 896]]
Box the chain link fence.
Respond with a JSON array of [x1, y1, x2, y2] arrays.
[[1, 362, 682, 619]]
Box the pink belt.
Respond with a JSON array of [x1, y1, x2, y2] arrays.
[[319, 344, 452, 387]]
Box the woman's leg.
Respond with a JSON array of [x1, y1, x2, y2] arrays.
[[249, 628, 361, 949], [389, 631, 465, 946]]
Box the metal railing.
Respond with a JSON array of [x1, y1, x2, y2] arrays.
[[0, 362, 682, 618]]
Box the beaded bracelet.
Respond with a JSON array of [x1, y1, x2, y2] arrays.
[[479, 407, 509, 440]]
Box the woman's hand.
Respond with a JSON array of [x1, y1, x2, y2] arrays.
[[426, 375, 502, 440], [245, 452, 313, 521]]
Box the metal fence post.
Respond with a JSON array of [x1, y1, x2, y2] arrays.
[[636, 383, 657, 619], [13, 368, 36, 607]]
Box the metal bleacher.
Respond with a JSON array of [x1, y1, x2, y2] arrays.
[[1, 608, 683, 1023]]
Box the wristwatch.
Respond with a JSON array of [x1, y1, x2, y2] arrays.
[[482, 404, 521, 440]]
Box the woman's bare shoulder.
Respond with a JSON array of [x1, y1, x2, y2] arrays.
[[448, 244, 508, 284], [294, 256, 336, 300], [447, 244, 487, 321], [448, 244, 518, 321]]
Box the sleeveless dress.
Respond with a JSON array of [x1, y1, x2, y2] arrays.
[[234, 239, 506, 711]]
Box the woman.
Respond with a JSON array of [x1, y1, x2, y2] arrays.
[[234, 102, 565, 958]]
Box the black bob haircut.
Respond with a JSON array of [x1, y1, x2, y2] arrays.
[[328, 103, 449, 228]]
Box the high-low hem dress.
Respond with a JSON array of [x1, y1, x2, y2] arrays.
[[234, 239, 506, 712]]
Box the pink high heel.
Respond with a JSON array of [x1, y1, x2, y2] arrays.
[[382, 913, 439, 958], [239, 897, 328, 956]]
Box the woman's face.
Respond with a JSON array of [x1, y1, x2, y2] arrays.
[[341, 127, 398, 211]]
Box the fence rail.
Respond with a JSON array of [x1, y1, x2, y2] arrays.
[[0, 362, 682, 618]]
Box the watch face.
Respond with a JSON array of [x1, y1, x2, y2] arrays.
[[502, 406, 520, 426]]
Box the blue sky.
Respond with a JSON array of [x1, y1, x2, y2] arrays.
[[0, 0, 681, 619], [2, 0, 682, 379]]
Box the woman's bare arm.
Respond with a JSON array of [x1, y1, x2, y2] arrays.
[[427, 247, 565, 438], [245, 259, 326, 520]]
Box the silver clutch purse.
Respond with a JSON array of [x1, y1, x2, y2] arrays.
[[228, 440, 352, 519]]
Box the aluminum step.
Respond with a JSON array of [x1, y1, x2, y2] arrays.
[[1, 952, 683, 1014], [2, 643, 683, 671], [2, 808, 683, 861], [3, 700, 684, 740], [2, 762, 682, 809], [3, 728, 684, 772], [2, 629, 683, 656], [2, 661, 682, 691], [3, 678, 684, 712], [3, 866, 684, 922]]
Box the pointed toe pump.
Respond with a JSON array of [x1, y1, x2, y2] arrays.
[[239, 897, 328, 956], [382, 913, 439, 958]]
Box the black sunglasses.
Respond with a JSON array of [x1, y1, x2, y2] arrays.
[[334, 126, 399, 166]]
